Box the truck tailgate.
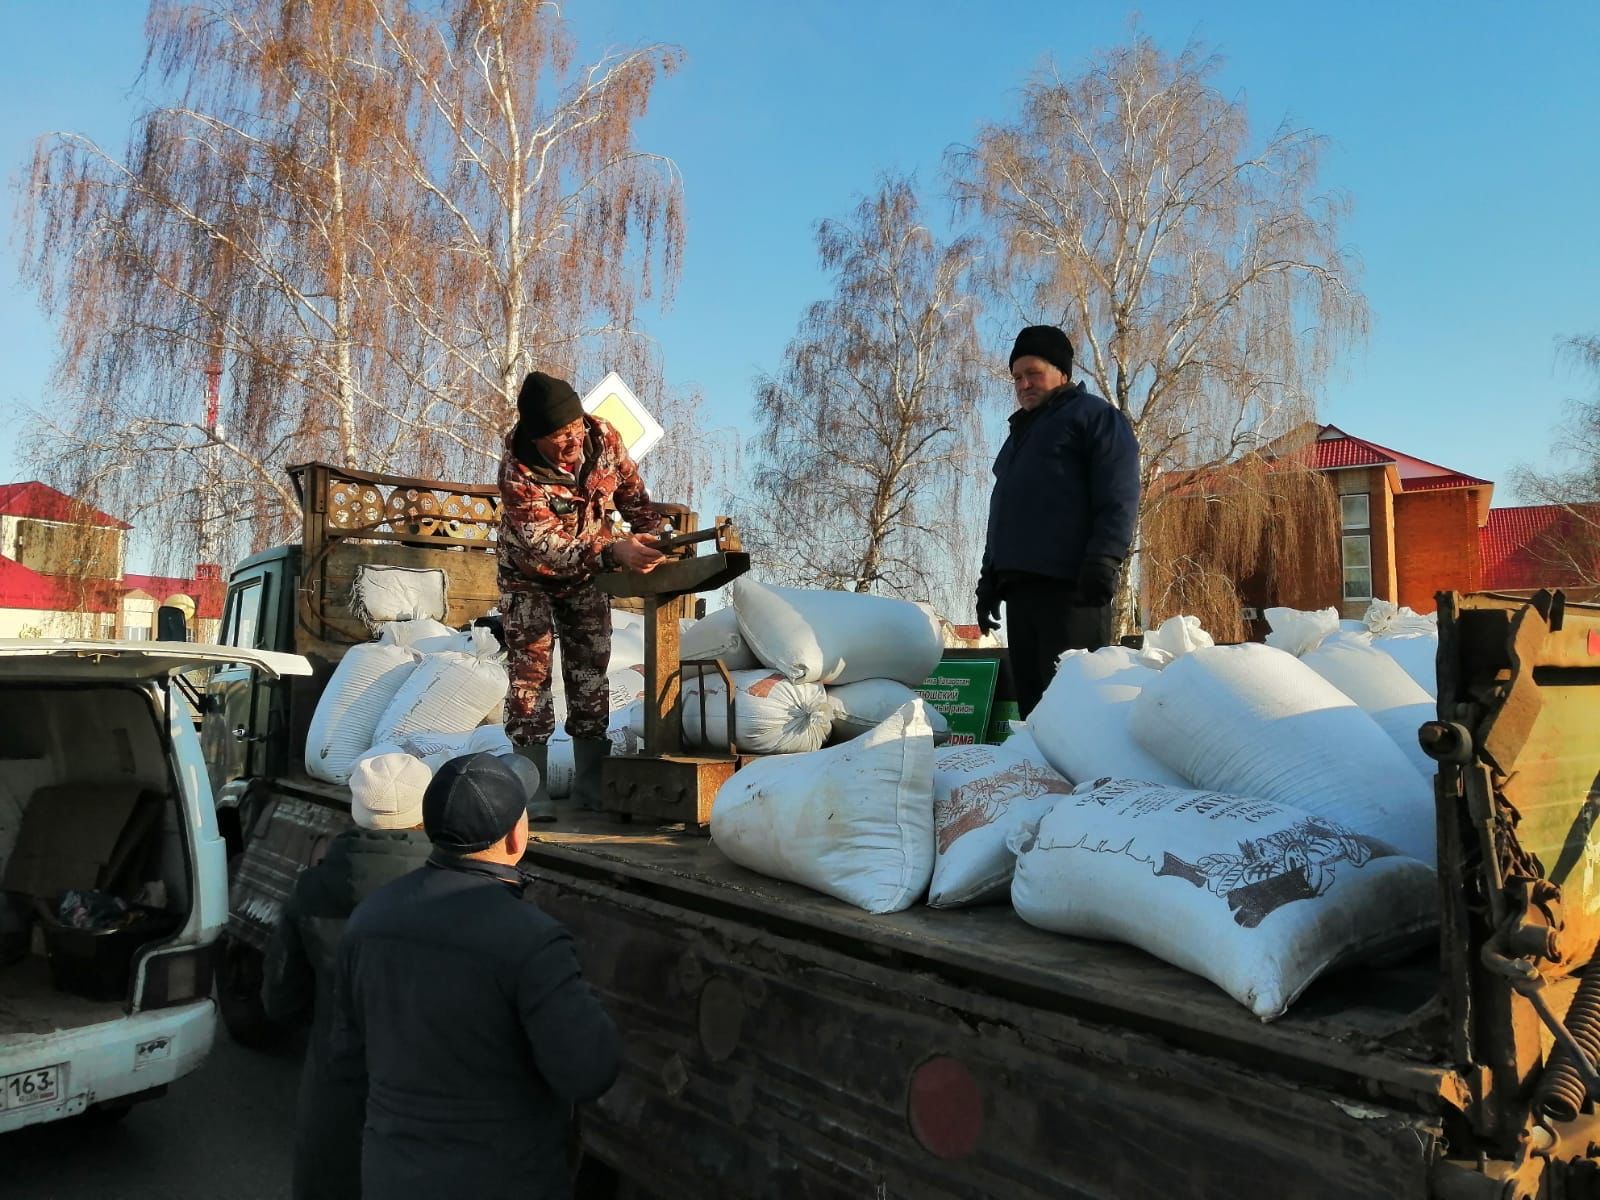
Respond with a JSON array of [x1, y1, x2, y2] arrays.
[[523, 819, 1458, 1199]]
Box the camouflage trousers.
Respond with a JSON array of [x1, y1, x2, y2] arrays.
[[501, 581, 612, 743]]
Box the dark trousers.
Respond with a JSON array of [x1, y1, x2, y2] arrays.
[[1004, 577, 1112, 718]]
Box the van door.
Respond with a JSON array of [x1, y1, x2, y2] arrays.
[[201, 566, 277, 795]]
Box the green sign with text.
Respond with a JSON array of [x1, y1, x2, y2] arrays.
[[916, 657, 1002, 745]]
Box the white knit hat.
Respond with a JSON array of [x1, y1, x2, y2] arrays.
[[349, 746, 432, 830]]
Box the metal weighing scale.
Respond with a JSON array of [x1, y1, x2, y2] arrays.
[[596, 515, 749, 831]]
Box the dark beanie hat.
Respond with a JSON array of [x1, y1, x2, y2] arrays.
[[516, 371, 584, 438], [1009, 325, 1074, 375], [423, 753, 528, 854]]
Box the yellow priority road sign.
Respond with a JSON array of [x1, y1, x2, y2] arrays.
[[581, 372, 664, 461]]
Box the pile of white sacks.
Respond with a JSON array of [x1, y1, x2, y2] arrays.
[[306, 577, 954, 822], [622, 579, 951, 755], [710, 606, 1444, 1022], [303, 614, 651, 815]]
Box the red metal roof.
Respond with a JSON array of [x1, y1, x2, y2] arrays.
[[0, 481, 132, 530], [1306, 436, 1392, 470], [0, 555, 120, 613], [1480, 505, 1599, 590], [1308, 426, 1490, 493], [0, 557, 222, 619], [123, 571, 225, 620]]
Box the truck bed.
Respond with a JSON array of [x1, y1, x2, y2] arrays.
[[524, 815, 1456, 1111]]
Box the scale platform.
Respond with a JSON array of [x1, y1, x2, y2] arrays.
[[595, 519, 749, 833]]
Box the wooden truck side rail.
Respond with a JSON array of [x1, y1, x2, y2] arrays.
[[286, 461, 504, 668]]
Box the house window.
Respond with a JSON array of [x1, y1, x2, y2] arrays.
[[1340, 493, 1370, 531], [1343, 535, 1373, 601]]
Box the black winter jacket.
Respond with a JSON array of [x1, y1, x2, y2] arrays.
[[982, 381, 1141, 588], [329, 853, 621, 1200], [261, 828, 432, 1200]]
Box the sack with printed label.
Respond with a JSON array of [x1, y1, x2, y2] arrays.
[[928, 728, 1072, 908], [827, 679, 950, 744], [1010, 779, 1437, 1019], [305, 641, 422, 784], [711, 699, 935, 913], [731, 579, 943, 686], [1128, 643, 1436, 865], [681, 669, 831, 755], [1028, 647, 1189, 789]]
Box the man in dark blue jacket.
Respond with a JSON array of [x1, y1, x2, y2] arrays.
[[978, 325, 1141, 718], [329, 753, 621, 1200], [262, 769, 433, 1200]]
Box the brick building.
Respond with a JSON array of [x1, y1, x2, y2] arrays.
[[0, 481, 223, 640], [1302, 426, 1493, 618], [1252, 426, 1593, 620]]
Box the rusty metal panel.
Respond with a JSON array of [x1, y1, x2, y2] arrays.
[[600, 755, 735, 832], [226, 793, 349, 949], [529, 870, 1442, 1199], [1446, 594, 1600, 970]]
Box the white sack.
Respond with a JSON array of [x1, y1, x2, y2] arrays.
[[351, 564, 448, 626], [731, 579, 943, 686], [1364, 600, 1437, 638], [606, 667, 647, 711], [1301, 637, 1436, 780], [378, 617, 457, 652], [397, 729, 473, 772], [1263, 607, 1340, 657], [467, 724, 515, 756], [711, 699, 935, 913], [1137, 615, 1215, 668], [609, 609, 647, 674], [682, 669, 831, 755], [929, 729, 1072, 908], [1128, 644, 1436, 864], [1010, 778, 1437, 1020], [371, 650, 510, 748], [827, 679, 950, 744], [1373, 633, 1439, 699], [680, 606, 762, 671], [305, 641, 421, 784], [1028, 647, 1189, 789]]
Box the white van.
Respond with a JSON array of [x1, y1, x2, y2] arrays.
[[0, 640, 309, 1130]]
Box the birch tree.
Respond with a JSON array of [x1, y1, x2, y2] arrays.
[[1513, 336, 1600, 586], [949, 36, 1365, 632], [16, 0, 682, 566], [747, 176, 987, 619]]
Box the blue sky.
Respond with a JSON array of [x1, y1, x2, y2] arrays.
[[3, 1, 1597, 529]]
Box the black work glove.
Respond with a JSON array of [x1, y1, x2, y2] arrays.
[[1075, 555, 1121, 607], [975, 578, 1002, 635]]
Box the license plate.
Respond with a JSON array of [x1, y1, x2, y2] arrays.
[[2, 1063, 65, 1110]]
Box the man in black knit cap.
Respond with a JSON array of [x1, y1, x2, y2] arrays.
[[497, 371, 666, 819], [978, 325, 1141, 718], [329, 752, 621, 1200]]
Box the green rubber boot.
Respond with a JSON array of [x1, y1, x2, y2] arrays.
[[517, 743, 555, 823], [571, 737, 612, 812]]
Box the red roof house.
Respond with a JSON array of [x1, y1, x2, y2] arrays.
[[1480, 505, 1600, 592]]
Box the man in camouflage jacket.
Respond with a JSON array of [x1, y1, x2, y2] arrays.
[[498, 371, 666, 818]]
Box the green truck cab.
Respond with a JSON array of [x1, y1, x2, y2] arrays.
[[205, 462, 1600, 1199]]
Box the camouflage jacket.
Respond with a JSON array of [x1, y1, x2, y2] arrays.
[[497, 415, 666, 591]]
